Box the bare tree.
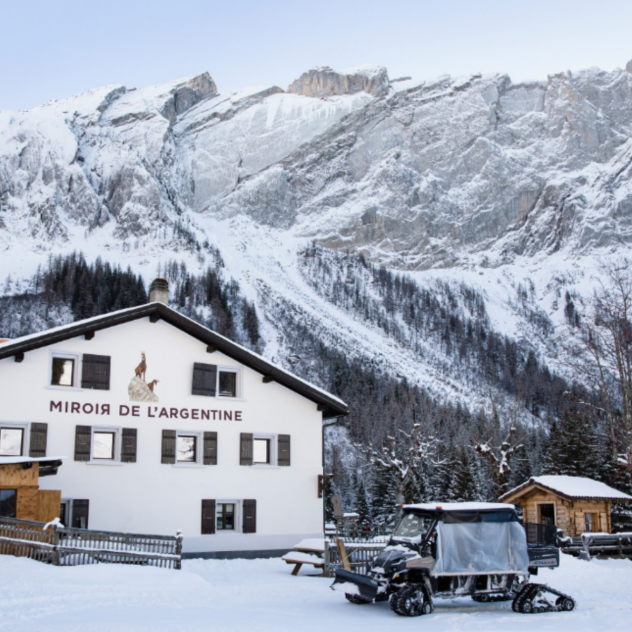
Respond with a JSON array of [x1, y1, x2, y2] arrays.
[[566, 259, 632, 472], [473, 398, 524, 499], [355, 423, 440, 502]]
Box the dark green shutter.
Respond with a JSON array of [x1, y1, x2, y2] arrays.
[[278, 435, 290, 466], [72, 499, 89, 529], [201, 499, 216, 534], [242, 499, 256, 533], [203, 432, 217, 465], [74, 426, 91, 461], [192, 363, 217, 396], [161, 430, 176, 464], [29, 423, 48, 458], [121, 428, 137, 463], [81, 354, 111, 390], [240, 433, 253, 466]]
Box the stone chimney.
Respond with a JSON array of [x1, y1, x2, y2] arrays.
[[149, 278, 169, 305]]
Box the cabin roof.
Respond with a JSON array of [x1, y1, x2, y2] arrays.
[[500, 475, 632, 503], [0, 456, 67, 466], [0, 302, 348, 418]]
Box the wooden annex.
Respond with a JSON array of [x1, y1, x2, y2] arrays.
[[500, 475, 632, 537], [0, 458, 63, 523]]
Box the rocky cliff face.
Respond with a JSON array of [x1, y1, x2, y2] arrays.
[[2, 62, 632, 271]]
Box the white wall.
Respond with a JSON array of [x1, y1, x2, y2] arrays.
[[0, 317, 324, 553]]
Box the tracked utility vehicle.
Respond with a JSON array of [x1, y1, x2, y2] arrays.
[[331, 502, 575, 616]]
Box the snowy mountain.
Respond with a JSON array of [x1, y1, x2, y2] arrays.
[[2, 61, 632, 413]]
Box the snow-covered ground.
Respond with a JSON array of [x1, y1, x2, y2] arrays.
[[0, 553, 629, 631]]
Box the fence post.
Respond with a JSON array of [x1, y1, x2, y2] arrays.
[[324, 540, 330, 578], [49, 522, 60, 566], [175, 530, 183, 570]]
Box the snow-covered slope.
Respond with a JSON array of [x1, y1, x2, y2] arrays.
[[1, 62, 632, 409]]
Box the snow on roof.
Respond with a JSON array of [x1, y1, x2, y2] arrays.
[[404, 502, 516, 512], [502, 476, 632, 501], [0, 456, 67, 465]]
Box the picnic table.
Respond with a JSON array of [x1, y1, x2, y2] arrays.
[[282, 538, 326, 575]]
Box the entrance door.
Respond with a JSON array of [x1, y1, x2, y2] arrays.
[[539, 503, 555, 526]]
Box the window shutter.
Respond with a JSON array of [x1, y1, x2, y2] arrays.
[[240, 433, 253, 466], [81, 354, 111, 390], [201, 499, 216, 534], [72, 499, 89, 529], [278, 434, 290, 466], [74, 425, 91, 461], [121, 428, 137, 463], [203, 432, 217, 465], [29, 423, 48, 458], [192, 363, 217, 396], [242, 499, 257, 533], [161, 430, 176, 464]]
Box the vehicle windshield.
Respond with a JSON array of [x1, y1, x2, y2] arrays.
[[393, 512, 434, 542]]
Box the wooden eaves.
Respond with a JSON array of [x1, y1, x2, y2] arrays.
[[0, 302, 349, 419]]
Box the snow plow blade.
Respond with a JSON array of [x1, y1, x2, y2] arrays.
[[330, 568, 379, 602]]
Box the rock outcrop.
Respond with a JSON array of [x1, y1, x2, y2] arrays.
[[287, 66, 390, 98], [128, 376, 159, 402]]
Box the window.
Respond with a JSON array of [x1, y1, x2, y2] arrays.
[[584, 513, 598, 532], [192, 364, 240, 398], [538, 503, 556, 526], [216, 503, 235, 531], [253, 438, 270, 465], [218, 371, 237, 397], [0, 490, 17, 518], [51, 356, 76, 387], [0, 427, 24, 456], [59, 499, 71, 527], [92, 432, 116, 460], [177, 435, 197, 463]]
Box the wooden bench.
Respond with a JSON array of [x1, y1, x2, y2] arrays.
[[282, 551, 325, 575]]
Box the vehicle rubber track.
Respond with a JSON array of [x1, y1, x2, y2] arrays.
[[472, 592, 515, 603], [511, 583, 575, 613]]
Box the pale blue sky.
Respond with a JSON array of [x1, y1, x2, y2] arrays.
[[2, 0, 632, 110]]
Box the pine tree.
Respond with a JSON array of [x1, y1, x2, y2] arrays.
[[448, 446, 477, 502], [543, 412, 603, 478]]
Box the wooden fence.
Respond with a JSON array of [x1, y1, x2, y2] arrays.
[[560, 532, 632, 560], [324, 537, 388, 577], [0, 517, 183, 569]]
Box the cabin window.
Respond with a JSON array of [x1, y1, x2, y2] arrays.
[[218, 371, 237, 397], [216, 503, 235, 530], [253, 438, 270, 464], [177, 435, 198, 463], [51, 356, 76, 387], [0, 489, 17, 518], [0, 427, 25, 456], [584, 513, 598, 532], [92, 431, 116, 460]]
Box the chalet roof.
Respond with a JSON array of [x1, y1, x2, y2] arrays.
[[0, 302, 348, 418], [500, 475, 632, 503]]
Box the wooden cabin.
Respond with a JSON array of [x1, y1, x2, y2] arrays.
[[0, 457, 64, 523], [500, 475, 632, 537]]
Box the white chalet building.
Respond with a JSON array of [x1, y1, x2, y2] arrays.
[[0, 282, 347, 557]]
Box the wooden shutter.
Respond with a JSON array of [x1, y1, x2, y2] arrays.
[[72, 499, 89, 529], [278, 434, 290, 466], [240, 433, 253, 466], [121, 428, 137, 463], [203, 432, 217, 465], [74, 425, 91, 461], [242, 499, 257, 533], [81, 354, 111, 390], [201, 499, 216, 534], [29, 423, 48, 458], [161, 430, 176, 464], [192, 363, 217, 396]]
